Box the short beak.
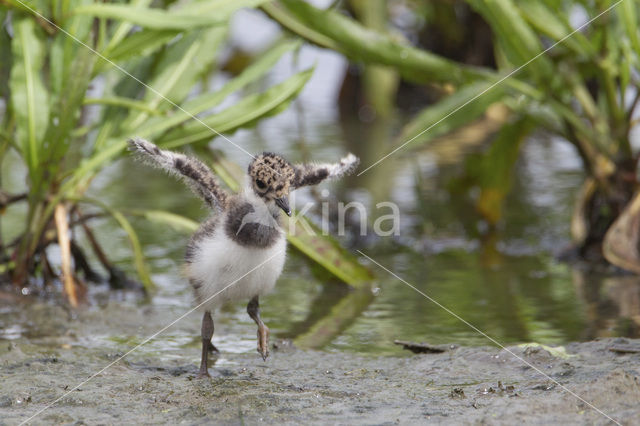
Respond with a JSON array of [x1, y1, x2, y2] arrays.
[[275, 197, 291, 216]]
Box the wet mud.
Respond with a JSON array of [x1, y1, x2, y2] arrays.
[[1, 300, 639, 425]]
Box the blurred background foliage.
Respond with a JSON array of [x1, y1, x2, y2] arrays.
[[266, 0, 640, 270], [0, 0, 372, 307], [1, 0, 640, 349]]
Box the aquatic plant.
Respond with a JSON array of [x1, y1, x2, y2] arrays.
[[265, 0, 640, 270], [0, 0, 371, 306]]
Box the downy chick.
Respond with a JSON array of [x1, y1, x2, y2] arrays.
[[128, 138, 358, 377]]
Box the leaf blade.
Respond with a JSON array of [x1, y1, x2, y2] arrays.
[[73, 4, 225, 30], [77, 197, 156, 293], [133, 39, 302, 140], [158, 68, 315, 148], [272, 0, 491, 85], [394, 81, 507, 149], [124, 27, 227, 130], [9, 16, 50, 188]]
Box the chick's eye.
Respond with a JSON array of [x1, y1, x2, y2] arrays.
[[256, 179, 266, 190]]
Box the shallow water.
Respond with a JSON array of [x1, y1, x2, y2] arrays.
[[11, 108, 634, 358], [2, 34, 640, 358]]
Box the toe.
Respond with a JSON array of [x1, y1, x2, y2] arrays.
[[197, 370, 210, 379], [260, 348, 269, 361]]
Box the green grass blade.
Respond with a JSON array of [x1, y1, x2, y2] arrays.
[[467, 0, 552, 79], [84, 97, 163, 114], [468, 117, 534, 224], [286, 219, 374, 288], [177, 0, 269, 16], [104, 209, 155, 293], [517, 1, 592, 55], [77, 197, 156, 293], [124, 27, 227, 130], [98, 29, 179, 73], [126, 209, 198, 234], [262, 3, 339, 50], [133, 39, 302, 140], [394, 81, 507, 148], [64, 68, 312, 199], [273, 0, 491, 85], [158, 68, 314, 148], [103, 0, 154, 52], [9, 15, 50, 189], [46, 44, 95, 172], [73, 4, 226, 30], [619, 0, 640, 54], [50, 0, 94, 96]]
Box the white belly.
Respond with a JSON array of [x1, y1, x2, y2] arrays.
[[185, 227, 287, 310]]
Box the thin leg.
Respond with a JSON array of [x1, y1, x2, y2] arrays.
[[198, 310, 214, 378], [247, 296, 270, 361]]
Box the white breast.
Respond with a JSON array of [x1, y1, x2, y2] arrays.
[[185, 204, 287, 311]]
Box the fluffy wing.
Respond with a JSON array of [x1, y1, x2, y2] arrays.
[[128, 137, 228, 211], [291, 153, 359, 189]]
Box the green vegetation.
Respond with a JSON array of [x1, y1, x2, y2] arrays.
[[0, 0, 371, 306], [3, 0, 639, 312], [266, 0, 640, 270]]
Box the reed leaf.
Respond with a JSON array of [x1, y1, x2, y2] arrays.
[[77, 197, 155, 293], [134, 39, 302, 140], [469, 117, 535, 224], [177, 0, 269, 15], [123, 27, 227, 130], [45, 45, 96, 172], [126, 210, 198, 234], [271, 0, 491, 85], [9, 15, 49, 189], [99, 29, 179, 71], [467, 0, 552, 79], [619, 0, 640, 55], [103, 0, 154, 52], [261, 3, 339, 50], [158, 68, 314, 148], [73, 4, 226, 30], [395, 81, 508, 149], [286, 219, 374, 288], [83, 97, 163, 114], [517, 1, 592, 56]]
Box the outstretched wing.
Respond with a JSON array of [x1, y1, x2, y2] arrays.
[[128, 137, 228, 211], [291, 153, 359, 189]]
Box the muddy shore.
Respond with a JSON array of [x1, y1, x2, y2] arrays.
[[1, 300, 639, 425]]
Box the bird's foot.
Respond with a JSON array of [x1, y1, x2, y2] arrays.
[[197, 368, 210, 379], [257, 325, 270, 361]]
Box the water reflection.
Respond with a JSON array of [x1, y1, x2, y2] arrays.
[[572, 270, 640, 340]]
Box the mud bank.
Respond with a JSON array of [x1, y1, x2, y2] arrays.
[[1, 301, 639, 425]]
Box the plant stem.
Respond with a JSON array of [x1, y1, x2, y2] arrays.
[[54, 203, 79, 307]]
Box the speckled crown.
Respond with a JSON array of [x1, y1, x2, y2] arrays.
[[247, 152, 296, 198]]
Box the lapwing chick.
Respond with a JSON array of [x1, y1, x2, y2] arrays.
[[128, 138, 359, 377]]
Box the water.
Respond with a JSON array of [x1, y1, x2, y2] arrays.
[[2, 16, 640, 356], [64, 98, 638, 356]]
